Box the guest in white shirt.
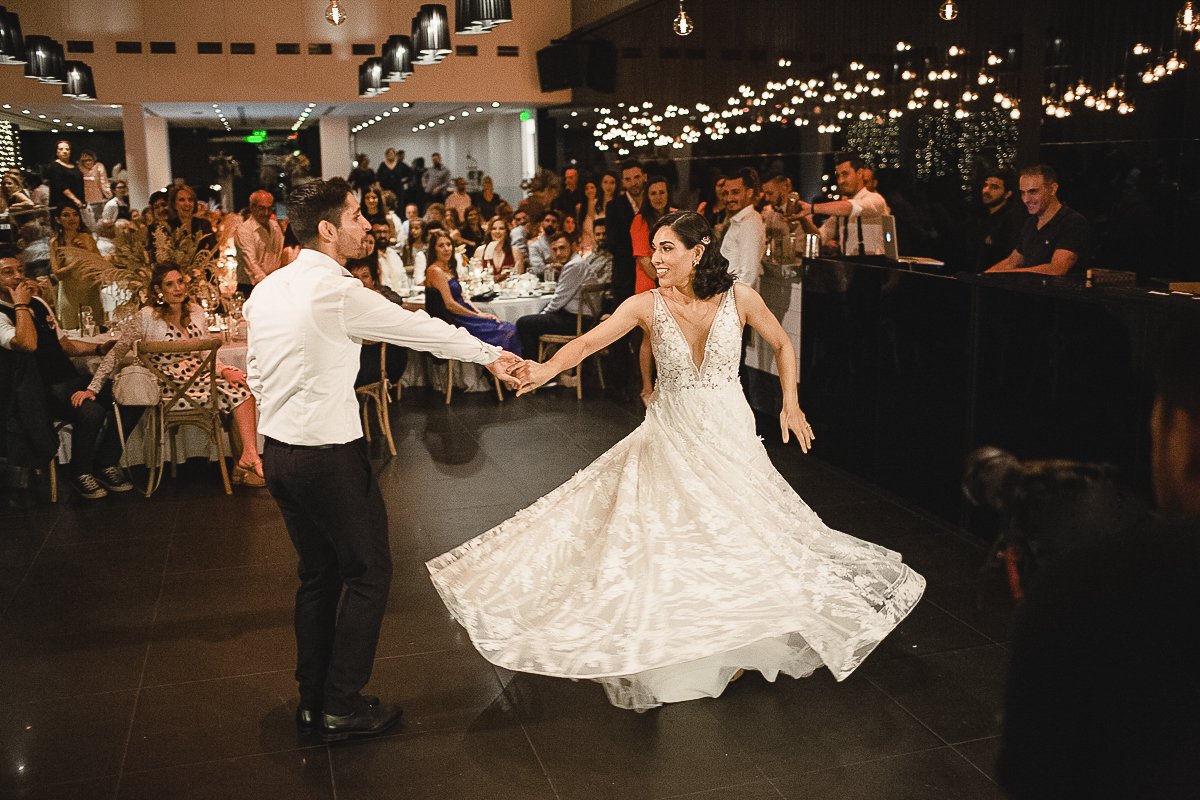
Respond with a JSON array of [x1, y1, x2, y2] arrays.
[[527, 211, 561, 278], [243, 178, 520, 743], [100, 180, 131, 223], [368, 221, 408, 291], [445, 177, 472, 217], [719, 167, 766, 288], [235, 190, 284, 294], [798, 154, 890, 256], [397, 203, 418, 242]]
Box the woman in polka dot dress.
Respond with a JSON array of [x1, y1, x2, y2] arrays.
[[84, 264, 266, 486]]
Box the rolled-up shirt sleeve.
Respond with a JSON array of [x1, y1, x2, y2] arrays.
[[340, 282, 501, 365], [0, 311, 15, 350], [848, 192, 888, 219]]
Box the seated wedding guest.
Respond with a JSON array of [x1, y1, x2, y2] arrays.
[[346, 255, 409, 388], [400, 217, 429, 285], [453, 206, 487, 252], [986, 165, 1092, 277], [367, 222, 408, 291], [94, 220, 116, 258], [0, 246, 131, 499], [18, 221, 52, 280], [87, 264, 266, 487], [494, 199, 514, 226], [381, 190, 403, 244], [424, 230, 521, 354], [971, 169, 1028, 272], [509, 207, 534, 262], [101, 179, 132, 223], [796, 154, 889, 255], [528, 210, 561, 278], [46, 139, 85, 211], [361, 189, 387, 228], [446, 177, 472, 218], [516, 233, 588, 357], [470, 176, 502, 220], [562, 214, 581, 252], [424, 202, 447, 231], [235, 190, 284, 295], [167, 184, 216, 251], [583, 218, 612, 284], [77, 150, 111, 223], [398, 202, 419, 241], [49, 203, 103, 329], [473, 216, 523, 280], [998, 314, 1200, 799], [2, 172, 37, 216]]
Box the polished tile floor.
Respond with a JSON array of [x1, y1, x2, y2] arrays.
[[0, 389, 1016, 799]]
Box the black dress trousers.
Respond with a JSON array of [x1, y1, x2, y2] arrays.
[[263, 437, 393, 716]]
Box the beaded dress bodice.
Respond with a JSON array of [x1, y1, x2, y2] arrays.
[[650, 287, 741, 393]]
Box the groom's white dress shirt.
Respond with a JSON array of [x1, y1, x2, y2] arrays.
[[245, 248, 499, 446]]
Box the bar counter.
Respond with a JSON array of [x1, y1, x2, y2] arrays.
[[747, 257, 1200, 528]]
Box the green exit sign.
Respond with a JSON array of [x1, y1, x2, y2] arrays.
[[519, 109, 532, 122], [245, 129, 267, 143]]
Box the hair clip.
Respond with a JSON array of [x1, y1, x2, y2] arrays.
[[700, 236, 712, 244]]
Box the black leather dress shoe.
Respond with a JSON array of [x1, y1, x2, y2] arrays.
[[320, 702, 403, 742], [297, 695, 380, 735]]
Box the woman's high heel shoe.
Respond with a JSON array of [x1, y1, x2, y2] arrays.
[[232, 459, 266, 487]]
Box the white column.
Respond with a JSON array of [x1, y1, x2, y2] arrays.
[[121, 105, 172, 209], [319, 117, 352, 181]]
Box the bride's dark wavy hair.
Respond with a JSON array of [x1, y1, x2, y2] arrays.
[[650, 210, 733, 300]]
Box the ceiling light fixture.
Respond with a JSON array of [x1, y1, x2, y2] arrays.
[[938, 0, 959, 21], [325, 0, 347, 26], [672, 0, 694, 35]]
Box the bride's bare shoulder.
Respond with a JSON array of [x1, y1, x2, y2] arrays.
[[616, 291, 656, 320]]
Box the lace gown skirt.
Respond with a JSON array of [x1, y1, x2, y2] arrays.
[[427, 287, 925, 710]]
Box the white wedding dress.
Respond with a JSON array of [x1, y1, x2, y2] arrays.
[[427, 286, 926, 710]]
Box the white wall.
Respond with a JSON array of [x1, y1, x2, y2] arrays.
[[351, 112, 528, 207]]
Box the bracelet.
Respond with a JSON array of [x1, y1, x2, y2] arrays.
[[14, 303, 31, 311]]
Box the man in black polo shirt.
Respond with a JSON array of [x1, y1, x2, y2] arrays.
[[972, 168, 1028, 271], [986, 164, 1092, 276], [0, 247, 132, 499]]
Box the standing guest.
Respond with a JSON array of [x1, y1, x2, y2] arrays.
[[515, 233, 589, 357], [400, 217, 429, 285], [454, 207, 487, 253], [582, 218, 612, 284], [422, 153, 451, 203], [528, 211, 561, 278], [972, 169, 1028, 272], [77, 150, 111, 223], [599, 172, 618, 216], [473, 216, 523, 279], [49, 204, 103, 329], [720, 167, 766, 288], [698, 176, 728, 228], [375, 148, 410, 209], [244, 178, 520, 742], [46, 139, 85, 211], [986, 165, 1092, 277], [101, 179, 131, 223], [424, 230, 521, 354], [445, 177, 472, 218], [631, 175, 677, 402], [553, 167, 585, 220], [167, 184, 216, 252], [470, 176, 502, 220], [606, 159, 647, 306], [361, 189, 387, 229], [408, 157, 427, 211], [797, 154, 889, 256], [579, 180, 603, 254], [86, 264, 266, 487], [235, 190, 284, 295], [0, 247, 131, 500], [998, 315, 1200, 799], [2, 172, 36, 215], [348, 154, 376, 200]]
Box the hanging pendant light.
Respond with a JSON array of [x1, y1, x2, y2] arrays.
[[63, 61, 96, 100], [672, 0, 694, 36], [382, 35, 414, 82], [325, 0, 347, 26], [455, 0, 491, 34], [473, 0, 512, 28], [0, 6, 27, 64], [359, 57, 387, 97], [412, 4, 451, 64], [1178, 2, 1198, 31], [41, 38, 66, 84], [22, 35, 51, 80], [938, 0, 959, 21]]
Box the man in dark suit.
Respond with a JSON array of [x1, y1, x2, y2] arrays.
[[998, 314, 1200, 799], [597, 160, 646, 395]]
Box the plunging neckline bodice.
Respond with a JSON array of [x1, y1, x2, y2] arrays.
[[656, 289, 728, 377]]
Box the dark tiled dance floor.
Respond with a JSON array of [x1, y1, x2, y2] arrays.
[[0, 389, 1016, 799]]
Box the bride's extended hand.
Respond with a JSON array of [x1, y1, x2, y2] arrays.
[[781, 405, 815, 453], [515, 361, 556, 396]]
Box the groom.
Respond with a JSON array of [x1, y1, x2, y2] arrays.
[[245, 178, 521, 742]]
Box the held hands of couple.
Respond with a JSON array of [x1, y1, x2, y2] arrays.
[[485, 350, 525, 390], [780, 405, 815, 454]]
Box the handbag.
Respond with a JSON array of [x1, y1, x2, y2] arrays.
[[112, 342, 161, 406]]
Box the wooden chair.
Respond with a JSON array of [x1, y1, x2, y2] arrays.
[[136, 337, 232, 497], [356, 342, 398, 456], [423, 286, 505, 405], [537, 282, 611, 400]]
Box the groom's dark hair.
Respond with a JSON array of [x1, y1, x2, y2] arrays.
[[288, 178, 354, 247], [651, 211, 734, 300]]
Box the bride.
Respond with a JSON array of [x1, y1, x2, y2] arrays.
[[426, 211, 925, 711]]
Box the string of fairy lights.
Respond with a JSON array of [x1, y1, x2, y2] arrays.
[[583, 4, 1200, 158]]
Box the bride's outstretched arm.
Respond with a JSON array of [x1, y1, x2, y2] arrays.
[[736, 283, 815, 452], [516, 293, 652, 396]]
